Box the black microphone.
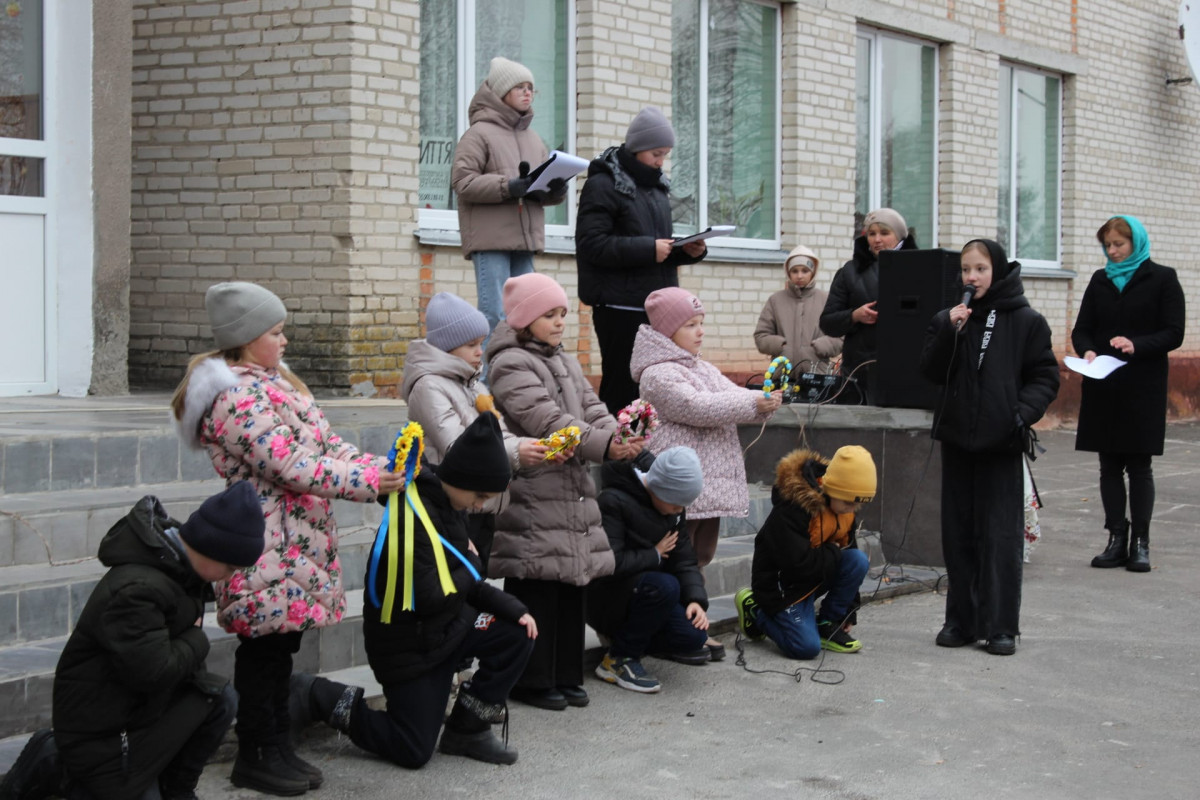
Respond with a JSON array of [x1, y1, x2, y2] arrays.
[[955, 284, 977, 330]]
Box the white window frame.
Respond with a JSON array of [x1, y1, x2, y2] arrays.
[[416, 0, 577, 246], [1000, 61, 1063, 270], [855, 27, 939, 247]]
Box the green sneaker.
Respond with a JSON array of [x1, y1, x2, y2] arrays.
[[817, 619, 862, 653], [735, 587, 765, 641], [594, 652, 661, 693]]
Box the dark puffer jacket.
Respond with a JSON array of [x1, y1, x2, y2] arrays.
[[819, 232, 918, 377], [576, 145, 705, 308], [362, 469, 527, 684], [920, 262, 1060, 453], [53, 497, 220, 790], [750, 450, 861, 619], [585, 454, 708, 636]]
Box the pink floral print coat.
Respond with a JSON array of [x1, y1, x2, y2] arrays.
[[180, 358, 387, 637]]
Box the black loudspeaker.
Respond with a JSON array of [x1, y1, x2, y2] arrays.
[[872, 248, 962, 410]]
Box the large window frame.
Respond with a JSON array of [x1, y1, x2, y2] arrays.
[[671, 0, 782, 250], [855, 27, 939, 247], [998, 62, 1062, 269], [417, 0, 576, 243]]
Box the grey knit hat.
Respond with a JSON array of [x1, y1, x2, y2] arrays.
[[863, 208, 908, 241], [205, 282, 287, 350], [644, 447, 704, 507], [487, 56, 534, 98], [625, 106, 675, 153], [425, 292, 489, 352]]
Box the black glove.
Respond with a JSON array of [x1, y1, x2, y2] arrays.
[[546, 177, 567, 195], [508, 161, 532, 199]]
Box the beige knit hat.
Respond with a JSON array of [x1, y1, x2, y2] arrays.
[[487, 57, 534, 98]]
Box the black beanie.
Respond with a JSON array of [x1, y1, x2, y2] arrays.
[[435, 413, 512, 493], [179, 481, 266, 567], [963, 238, 1013, 282]]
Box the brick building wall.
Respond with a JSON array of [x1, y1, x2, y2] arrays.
[[127, 0, 1199, 398]]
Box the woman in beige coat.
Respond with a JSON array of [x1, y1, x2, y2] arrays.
[[754, 244, 843, 375]]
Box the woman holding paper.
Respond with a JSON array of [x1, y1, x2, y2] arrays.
[[576, 106, 709, 414], [1072, 215, 1186, 573]]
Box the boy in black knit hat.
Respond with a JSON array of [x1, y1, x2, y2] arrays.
[[292, 413, 537, 768], [1, 482, 265, 800]]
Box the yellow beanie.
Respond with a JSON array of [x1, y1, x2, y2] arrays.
[[821, 446, 877, 503]]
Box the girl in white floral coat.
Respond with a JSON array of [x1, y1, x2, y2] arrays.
[[172, 282, 403, 796]]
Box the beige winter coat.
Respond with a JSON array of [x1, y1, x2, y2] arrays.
[[451, 81, 562, 257], [484, 322, 617, 585], [754, 279, 843, 375]]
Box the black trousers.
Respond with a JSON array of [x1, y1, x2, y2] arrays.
[[1098, 452, 1155, 528], [503, 578, 585, 689], [940, 443, 1024, 639], [593, 305, 649, 415], [234, 631, 304, 750], [346, 615, 533, 768]]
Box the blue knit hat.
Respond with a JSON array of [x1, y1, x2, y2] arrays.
[[425, 292, 489, 352]]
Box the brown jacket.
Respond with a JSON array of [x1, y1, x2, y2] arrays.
[[754, 270, 842, 374], [451, 81, 561, 257], [484, 322, 617, 585]]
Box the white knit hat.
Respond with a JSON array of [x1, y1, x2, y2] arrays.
[[487, 57, 534, 98]]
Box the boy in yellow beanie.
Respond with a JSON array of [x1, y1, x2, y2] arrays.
[[735, 445, 876, 658]]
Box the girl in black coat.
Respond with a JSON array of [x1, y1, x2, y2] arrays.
[[920, 240, 1060, 656], [1072, 215, 1186, 572], [820, 208, 919, 403]]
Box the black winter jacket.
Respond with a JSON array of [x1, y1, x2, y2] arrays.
[[750, 450, 861, 620], [363, 469, 527, 684], [819, 233, 919, 377], [920, 265, 1060, 453], [585, 454, 708, 635], [575, 146, 705, 308], [52, 497, 220, 787], [1072, 260, 1185, 455]]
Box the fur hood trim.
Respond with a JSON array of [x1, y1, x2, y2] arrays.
[[773, 449, 829, 515], [175, 357, 239, 449]]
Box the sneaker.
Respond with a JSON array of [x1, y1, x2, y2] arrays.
[[594, 653, 661, 693], [734, 587, 765, 641], [817, 619, 862, 653]]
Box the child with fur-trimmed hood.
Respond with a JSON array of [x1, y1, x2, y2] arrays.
[[736, 446, 877, 660]]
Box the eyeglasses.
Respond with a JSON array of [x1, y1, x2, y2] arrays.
[[511, 83, 536, 95]]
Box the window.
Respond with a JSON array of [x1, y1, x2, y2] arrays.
[[418, 0, 572, 228], [672, 0, 780, 246], [999, 64, 1061, 266], [0, 0, 44, 197], [855, 29, 937, 245]]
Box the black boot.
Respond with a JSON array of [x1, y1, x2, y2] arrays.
[[230, 745, 310, 797], [1126, 523, 1151, 572], [308, 676, 364, 734], [1091, 520, 1129, 568], [438, 691, 517, 765], [0, 729, 63, 800], [276, 741, 323, 790]]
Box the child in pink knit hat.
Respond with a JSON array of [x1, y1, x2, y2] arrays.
[[631, 287, 782, 660], [482, 273, 645, 711]]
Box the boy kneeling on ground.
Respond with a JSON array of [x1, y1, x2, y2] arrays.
[[736, 446, 876, 658]]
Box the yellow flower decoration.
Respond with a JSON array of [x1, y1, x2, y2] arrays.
[[539, 425, 581, 460]]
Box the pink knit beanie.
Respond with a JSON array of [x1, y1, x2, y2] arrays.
[[502, 273, 569, 329], [645, 287, 705, 338]]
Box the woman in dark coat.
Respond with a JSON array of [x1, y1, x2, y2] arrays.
[[1072, 215, 1186, 572], [819, 208, 918, 404], [920, 239, 1060, 656], [575, 106, 707, 414]]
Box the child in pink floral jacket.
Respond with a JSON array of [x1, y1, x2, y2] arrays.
[[172, 282, 404, 796]]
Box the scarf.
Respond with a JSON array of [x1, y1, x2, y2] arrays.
[[1103, 215, 1150, 293]]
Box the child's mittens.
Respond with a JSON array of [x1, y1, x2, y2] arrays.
[[475, 394, 502, 420]]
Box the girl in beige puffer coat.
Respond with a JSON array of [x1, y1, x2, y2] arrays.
[[754, 244, 843, 375]]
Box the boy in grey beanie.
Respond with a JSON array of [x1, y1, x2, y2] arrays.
[[586, 447, 714, 693]]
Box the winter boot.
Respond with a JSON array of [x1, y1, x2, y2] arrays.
[[1126, 523, 1151, 573], [437, 691, 517, 765], [229, 745, 309, 797], [307, 676, 364, 734], [0, 729, 63, 800], [1090, 519, 1129, 568]]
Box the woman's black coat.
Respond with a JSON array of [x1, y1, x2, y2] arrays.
[[1071, 260, 1186, 455], [920, 266, 1060, 453]]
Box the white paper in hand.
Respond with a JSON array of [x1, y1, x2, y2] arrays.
[[1064, 355, 1126, 379], [527, 150, 589, 192]]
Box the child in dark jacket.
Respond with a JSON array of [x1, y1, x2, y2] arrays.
[[293, 413, 536, 768], [0, 483, 265, 800], [735, 446, 877, 660], [587, 447, 710, 694]]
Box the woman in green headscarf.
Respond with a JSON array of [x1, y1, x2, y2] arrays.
[[1072, 215, 1186, 573]]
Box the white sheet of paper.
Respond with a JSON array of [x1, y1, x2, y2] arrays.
[[1064, 355, 1127, 379], [671, 225, 737, 247], [527, 150, 589, 192]]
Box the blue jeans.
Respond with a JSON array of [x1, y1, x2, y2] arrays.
[[610, 572, 708, 660], [472, 250, 535, 335], [757, 548, 868, 660]]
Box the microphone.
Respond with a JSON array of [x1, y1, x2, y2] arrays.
[[955, 285, 977, 330]]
